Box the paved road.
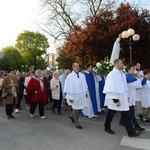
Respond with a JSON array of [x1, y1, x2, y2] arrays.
[[0, 104, 150, 150]]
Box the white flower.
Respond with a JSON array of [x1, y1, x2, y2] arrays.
[[96, 62, 101, 67], [106, 62, 109, 64], [123, 69, 126, 72], [93, 67, 96, 72], [107, 66, 109, 69]]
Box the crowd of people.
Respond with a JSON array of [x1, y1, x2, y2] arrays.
[[0, 60, 150, 138]]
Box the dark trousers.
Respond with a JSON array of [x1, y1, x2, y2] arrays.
[[0, 90, 2, 104], [30, 101, 44, 116], [5, 98, 15, 116], [105, 109, 135, 136], [52, 100, 61, 113], [69, 109, 81, 126], [15, 93, 21, 109], [120, 106, 140, 128], [129, 106, 139, 128], [25, 95, 28, 104]]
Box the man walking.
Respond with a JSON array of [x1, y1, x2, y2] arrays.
[[103, 59, 141, 137], [82, 64, 98, 119], [64, 63, 88, 129]]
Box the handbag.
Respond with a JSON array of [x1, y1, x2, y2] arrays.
[[1, 91, 9, 99]]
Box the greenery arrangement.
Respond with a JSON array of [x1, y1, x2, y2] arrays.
[[93, 57, 113, 76], [93, 57, 127, 76]]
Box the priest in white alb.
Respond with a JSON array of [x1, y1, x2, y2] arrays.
[[103, 59, 141, 137], [64, 63, 88, 129]]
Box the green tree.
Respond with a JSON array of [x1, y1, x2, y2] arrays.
[[0, 46, 23, 70], [15, 30, 49, 68]]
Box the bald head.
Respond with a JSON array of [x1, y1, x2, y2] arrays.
[[72, 63, 80, 73]]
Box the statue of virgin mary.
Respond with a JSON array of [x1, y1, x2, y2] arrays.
[[110, 37, 121, 64]]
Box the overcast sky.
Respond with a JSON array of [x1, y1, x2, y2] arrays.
[[0, 0, 149, 53]]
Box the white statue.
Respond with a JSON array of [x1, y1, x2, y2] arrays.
[[110, 37, 121, 64]]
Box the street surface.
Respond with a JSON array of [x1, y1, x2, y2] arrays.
[[0, 103, 150, 150]]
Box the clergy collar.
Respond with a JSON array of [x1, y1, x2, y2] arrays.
[[73, 71, 79, 74], [72, 71, 80, 78]]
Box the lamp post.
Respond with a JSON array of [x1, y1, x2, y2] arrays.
[[121, 28, 140, 64]]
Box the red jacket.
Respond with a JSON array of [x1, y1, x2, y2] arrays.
[[26, 77, 46, 104]]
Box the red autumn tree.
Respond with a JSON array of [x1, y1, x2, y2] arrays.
[[113, 3, 150, 67], [57, 3, 150, 69], [65, 8, 115, 67]]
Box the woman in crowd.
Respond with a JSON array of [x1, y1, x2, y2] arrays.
[[0, 72, 4, 105], [51, 71, 63, 115], [41, 71, 51, 110], [24, 71, 34, 110], [2, 70, 18, 119], [26, 69, 47, 119]]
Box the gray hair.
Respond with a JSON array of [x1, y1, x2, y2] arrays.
[[35, 69, 42, 75], [65, 69, 71, 77], [59, 69, 64, 74]]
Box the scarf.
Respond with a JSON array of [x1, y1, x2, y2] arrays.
[[33, 76, 44, 91], [9, 78, 17, 97]]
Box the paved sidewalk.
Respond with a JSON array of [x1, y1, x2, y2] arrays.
[[0, 105, 149, 150]]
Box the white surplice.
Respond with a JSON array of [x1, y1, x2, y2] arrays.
[[64, 71, 88, 110], [103, 68, 129, 111], [127, 79, 142, 106], [94, 74, 102, 112], [142, 80, 150, 108], [82, 90, 95, 118], [135, 71, 143, 102]]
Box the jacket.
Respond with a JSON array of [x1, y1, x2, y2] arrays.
[[2, 76, 18, 104], [50, 78, 62, 100]]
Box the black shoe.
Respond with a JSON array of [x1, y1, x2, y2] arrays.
[[76, 126, 83, 129], [129, 132, 141, 137], [105, 128, 115, 134], [134, 126, 145, 131], [69, 116, 75, 123], [139, 114, 144, 122]]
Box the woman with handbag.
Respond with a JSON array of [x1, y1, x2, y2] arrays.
[[2, 70, 18, 119]]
